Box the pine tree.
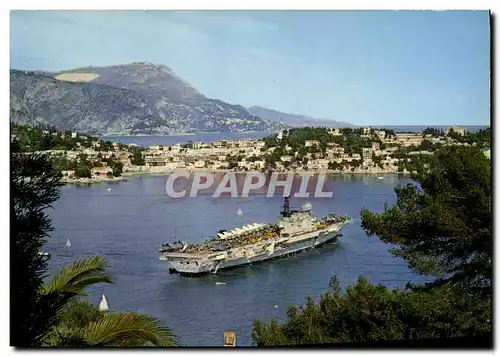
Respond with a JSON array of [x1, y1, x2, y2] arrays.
[[361, 146, 491, 298]]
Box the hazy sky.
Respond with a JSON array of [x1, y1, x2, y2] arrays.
[[10, 10, 490, 126]]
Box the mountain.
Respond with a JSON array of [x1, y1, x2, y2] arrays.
[[9, 63, 286, 135], [247, 106, 353, 128]]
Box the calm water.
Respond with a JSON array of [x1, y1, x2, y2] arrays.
[[46, 174, 429, 346], [104, 125, 489, 148]]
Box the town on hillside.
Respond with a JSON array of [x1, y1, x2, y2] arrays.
[[11, 124, 491, 183]]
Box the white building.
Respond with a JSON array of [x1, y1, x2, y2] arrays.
[[362, 147, 373, 161], [192, 142, 204, 150], [374, 130, 386, 139], [304, 140, 320, 147], [194, 160, 206, 168], [328, 128, 342, 136], [445, 126, 466, 136]]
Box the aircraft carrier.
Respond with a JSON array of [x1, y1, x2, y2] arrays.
[[159, 197, 351, 275]]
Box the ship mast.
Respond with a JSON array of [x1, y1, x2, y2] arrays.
[[281, 196, 291, 217]]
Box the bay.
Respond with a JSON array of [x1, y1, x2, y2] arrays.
[[44, 173, 430, 346]]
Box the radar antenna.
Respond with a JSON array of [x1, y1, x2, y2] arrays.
[[281, 196, 291, 217]]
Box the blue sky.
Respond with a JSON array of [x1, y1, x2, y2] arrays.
[[10, 10, 490, 126]]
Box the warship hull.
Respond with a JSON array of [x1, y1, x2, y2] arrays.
[[162, 226, 343, 275]]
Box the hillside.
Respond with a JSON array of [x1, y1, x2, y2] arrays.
[[247, 105, 352, 128], [9, 63, 286, 135]]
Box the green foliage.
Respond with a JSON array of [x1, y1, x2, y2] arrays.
[[11, 124, 147, 169], [446, 127, 462, 140], [51, 155, 78, 171], [262, 127, 376, 169], [371, 152, 384, 169], [422, 127, 441, 137], [252, 277, 491, 346], [11, 152, 62, 347], [112, 162, 123, 177], [225, 154, 245, 169], [130, 150, 145, 165], [463, 128, 491, 147], [253, 145, 491, 346], [75, 165, 91, 178], [419, 139, 433, 151], [361, 146, 491, 298], [41, 259, 177, 347], [380, 128, 396, 138], [11, 152, 177, 347], [328, 159, 362, 171]]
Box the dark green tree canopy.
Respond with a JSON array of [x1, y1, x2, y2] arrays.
[[361, 146, 491, 298], [252, 276, 490, 346], [11, 152, 62, 346], [252, 145, 491, 347]]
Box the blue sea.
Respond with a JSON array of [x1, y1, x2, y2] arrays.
[[46, 174, 430, 346]]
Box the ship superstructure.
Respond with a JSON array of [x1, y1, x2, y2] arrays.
[[159, 197, 350, 275]]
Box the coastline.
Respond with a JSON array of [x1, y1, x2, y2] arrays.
[[62, 166, 412, 185], [61, 176, 125, 185], [64, 169, 411, 185], [121, 167, 412, 177], [100, 130, 281, 138]]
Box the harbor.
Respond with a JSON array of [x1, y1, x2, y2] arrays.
[[44, 173, 430, 346]]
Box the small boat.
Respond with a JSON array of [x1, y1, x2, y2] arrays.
[[273, 304, 278, 309], [99, 294, 109, 312], [237, 208, 243, 216], [377, 176, 384, 180], [65, 239, 71, 248], [38, 251, 50, 257], [106, 188, 112, 191], [215, 281, 226, 285]]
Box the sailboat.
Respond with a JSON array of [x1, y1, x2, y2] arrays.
[[237, 208, 243, 216], [99, 294, 109, 312], [65, 239, 71, 248]]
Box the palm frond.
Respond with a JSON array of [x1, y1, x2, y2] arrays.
[[34, 257, 113, 346], [83, 312, 178, 347], [41, 256, 114, 296]]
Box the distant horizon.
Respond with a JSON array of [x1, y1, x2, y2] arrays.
[[11, 11, 490, 126]]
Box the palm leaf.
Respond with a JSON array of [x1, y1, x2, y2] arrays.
[[41, 256, 114, 296], [83, 312, 178, 347], [35, 256, 114, 346]]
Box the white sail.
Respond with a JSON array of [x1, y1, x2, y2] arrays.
[[237, 208, 243, 216], [99, 294, 109, 312], [65, 239, 71, 248]]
